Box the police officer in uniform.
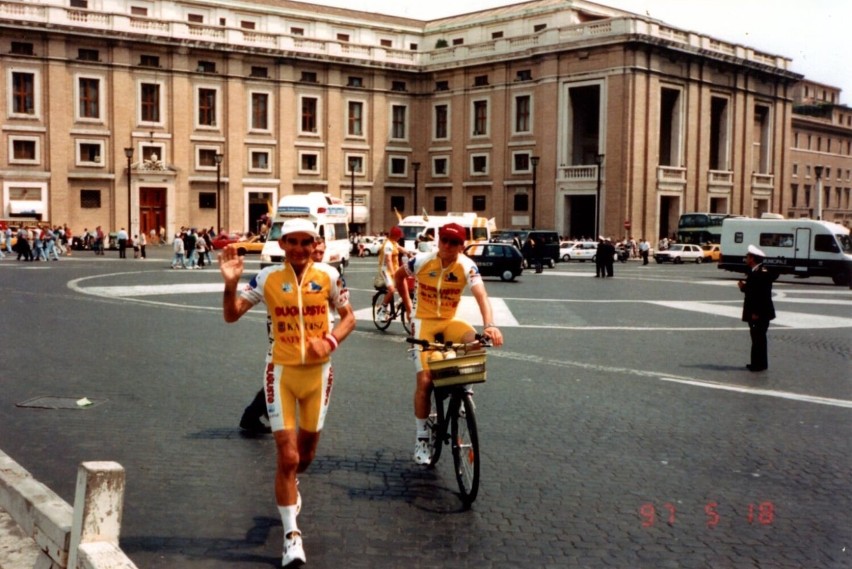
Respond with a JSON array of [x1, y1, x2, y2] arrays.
[[738, 244, 776, 372]]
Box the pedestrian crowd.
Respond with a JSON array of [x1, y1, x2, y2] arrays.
[[171, 227, 215, 269]]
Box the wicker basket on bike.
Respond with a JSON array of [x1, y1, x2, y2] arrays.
[[428, 350, 487, 387]]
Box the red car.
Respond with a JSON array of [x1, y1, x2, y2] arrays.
[[211, 232, 242, 250]]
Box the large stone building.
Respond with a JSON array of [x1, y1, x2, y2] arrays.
[[789, 80, 852, 226], [3, 0, 840, 243]]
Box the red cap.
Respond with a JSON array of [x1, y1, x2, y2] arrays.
[[389, 226, 403, 240], [438, 223, 466, 242]]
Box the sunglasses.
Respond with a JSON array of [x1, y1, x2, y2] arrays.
[[285, 237, 314, 247], [440, 236, 463, 247]]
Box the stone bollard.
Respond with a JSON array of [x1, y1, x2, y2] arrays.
[[67, 462, 137, 569]]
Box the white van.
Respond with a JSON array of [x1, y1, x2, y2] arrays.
[[718, 217, 852, 286], [260, 192, 351, 271], [398, 212, 494, 252]]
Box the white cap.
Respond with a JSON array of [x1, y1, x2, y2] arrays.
[[747, 244, 765, 257], [279, 218, 319, 239]]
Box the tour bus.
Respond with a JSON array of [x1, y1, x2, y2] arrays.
[[397, 212, 494, 252], [676, 212, 743, 245], [260, 192, 351, 271], [718, 216, 852, 286]]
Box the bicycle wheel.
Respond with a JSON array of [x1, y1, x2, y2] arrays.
[[451, 393, 480, 505], [371, 290, 392, 331], [426, 388, 443, 466], [399, 300, 412, 335]]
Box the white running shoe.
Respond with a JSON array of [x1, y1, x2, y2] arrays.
[[282, 531, 306, 567], [413, 438, 432, 465]]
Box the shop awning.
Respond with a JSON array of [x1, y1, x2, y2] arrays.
[[345, 205, 369, 224], [8, 200, 45, 216]]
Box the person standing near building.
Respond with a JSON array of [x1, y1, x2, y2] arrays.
[[639, 238, 650, 265], [185, 229, 198, 269], [738, 244, 776, 372], [138, 232, 147, 259], [603, 237, 616, 277], [117, 227, 128, 258], [171, 232, 187, 269], [220, 219, 354, 567], [594, 236, 606, 277]]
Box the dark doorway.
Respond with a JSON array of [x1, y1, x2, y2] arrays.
[[140, 187, 165, 239], [564, 194, 596, 240]]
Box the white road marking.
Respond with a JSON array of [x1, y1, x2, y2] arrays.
[[352, 296, 519, 327], [649, 300, 852, 329], [70, 278, 852, 330]]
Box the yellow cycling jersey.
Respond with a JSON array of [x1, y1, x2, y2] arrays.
[[377, 238, 400, 276], [241, 262, 349, 366], [404, 251, 483, 320]]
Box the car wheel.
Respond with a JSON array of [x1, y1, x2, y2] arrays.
[[591, 255, 597, 263], [500, 269, 514, 282], [695, 256, 702, 264], [562, 254, 570, 262], [655, 258, 662, 264], [547, 259, 555, 269], [363, 250, 371, 256], [673, 256, 682, 264], [236, 247, 247, 256]]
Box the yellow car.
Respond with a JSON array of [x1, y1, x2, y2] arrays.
[[228, 234, 266, 256], [701, 244, 721, 262]]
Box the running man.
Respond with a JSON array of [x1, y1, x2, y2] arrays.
[[220, 219, 354, 567], [239, 237, 328, 434], [394, 222, 504, 465]]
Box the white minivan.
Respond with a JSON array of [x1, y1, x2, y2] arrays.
[[260, 192, 351, 272]]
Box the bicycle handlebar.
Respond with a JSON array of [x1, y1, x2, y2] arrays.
[[405, 333, 492, 350]]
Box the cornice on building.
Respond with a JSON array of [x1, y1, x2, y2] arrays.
[[0, 0, 798, 81]]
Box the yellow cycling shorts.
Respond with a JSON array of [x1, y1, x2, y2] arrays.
[[263, 361, 333, 432], [411, 317, 476, 373]]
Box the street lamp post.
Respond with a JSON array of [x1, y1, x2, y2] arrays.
[[123, 147, 134, 232], [348, 157, 357, 234], [214, 153, 224, 233], [814, 164, 824, 220], [412, 161, 420, 216], [530, 156, 540, 229], [595, 153, 605, 238]]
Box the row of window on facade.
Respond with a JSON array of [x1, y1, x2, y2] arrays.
[[792, 164, 852, 182], [789, 184, 852, 211], [8, 69, 535, 140], [793, 133, 852, 155], [5, 134, 539, 182]]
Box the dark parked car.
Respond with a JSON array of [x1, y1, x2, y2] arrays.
[[491, 229, 559, 268], [464, 243, 524, 281]]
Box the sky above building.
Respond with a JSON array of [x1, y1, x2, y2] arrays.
[[308, 0, 850, 103]]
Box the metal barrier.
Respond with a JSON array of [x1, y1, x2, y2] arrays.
[[0, 450, 137, 569]]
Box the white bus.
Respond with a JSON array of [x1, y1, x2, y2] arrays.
[[260, 192, 351, 271], [718, 217, 852, 286], [397, 212, 494, 252]]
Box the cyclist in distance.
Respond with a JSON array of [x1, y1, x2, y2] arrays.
[[219, 219, 354, 567], [376, 225, 408, 322], [394, 222, 504, 465]]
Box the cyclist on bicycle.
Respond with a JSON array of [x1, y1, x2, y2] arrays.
[[394, 222, 504, 465], [376, 226, 406, 322]]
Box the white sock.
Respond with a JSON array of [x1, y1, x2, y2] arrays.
[[278, 505, 299, 537], [416, 418, 428, 439]]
